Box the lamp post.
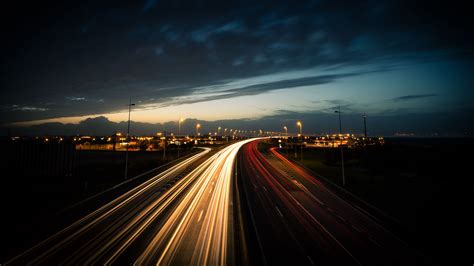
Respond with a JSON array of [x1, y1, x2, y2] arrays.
[[178, 118, 184, 158], [196, 123, 201, 136], [124, 98, 135, 180], [363, 114, 367, 138], [283, 126, 288, 155], [362, 114, 369, 167], [297, 121, 303, 161], [178, 118, 184, 135], [335, 106, 346, 186], [162, 134, 166, 160]]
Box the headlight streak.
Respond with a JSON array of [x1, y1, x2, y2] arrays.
[[6, 139, 258, 265], [136, 138, 256, 265], [237, 140, 421, 265], [6, 148, 211, 265]]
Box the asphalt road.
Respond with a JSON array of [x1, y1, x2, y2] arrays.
[[237, 139, 428, 265], [6, 139, 255, 265], [5, 138, 431, 265]]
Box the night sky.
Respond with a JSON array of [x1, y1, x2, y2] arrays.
[[1, 0, 473, 135]]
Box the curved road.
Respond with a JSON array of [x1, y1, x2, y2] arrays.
[[6, 139, 255, 265], [237, 139, 427, 265], [6, 138, 427, 265]]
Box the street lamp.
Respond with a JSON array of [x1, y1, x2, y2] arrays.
[[124, 98, 135, 180], [162, 135, 167, 160], [283, 126, 288, 155], [335, 106, 346, 186], [297, 121, 303, 160], [178, 118, 184, 135], [363, 114, 367, 138], [196, 123, 201, 136], [362, 114, 369, 168], [178, 118, 184, 158]]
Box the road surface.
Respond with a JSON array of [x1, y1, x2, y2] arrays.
[[6, 139, 254, 265], [237, 139, 427, 265], [6, 138, 429, 265]]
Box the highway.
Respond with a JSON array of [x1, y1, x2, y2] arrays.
[[237, 139, 426, 265], [6, 139, 255, 265], [6, 138, 428, 265]]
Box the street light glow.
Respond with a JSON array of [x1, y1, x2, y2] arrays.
[[196, 123, 201, 136], [297, 121, 302, 135]]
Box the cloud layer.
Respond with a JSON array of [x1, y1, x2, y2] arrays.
[[1, 0, 473, 126]]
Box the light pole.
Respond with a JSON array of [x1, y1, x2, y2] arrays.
[[178, 118, 184, 135], [124, 98, 135, 180], [196, 123, 201, 137], [162, 134, 166, 160], [363, 114, 367, 138], [297, 121, 303, 161], [335, 106, 346, 186], [178, 118, 184, 158], [297, 121, 302, 135], [283, 126, 288, 155], [362, 114, 369, 167]]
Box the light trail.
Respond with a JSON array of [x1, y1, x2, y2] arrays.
[[237, 139, 423, 265], [6, 148, 210, 264], [136, 138, 256, 265], [6, 139, 256, 265]]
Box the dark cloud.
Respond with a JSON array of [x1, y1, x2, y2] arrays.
[[158, 71, 369, 107], [392, 94, 437, 102], [224, 73, 357, 95], [1, 0, 473, 124]]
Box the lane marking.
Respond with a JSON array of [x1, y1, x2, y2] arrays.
[[239, 159, 269, 266], [275, 206, 284, 217], [197, 210, 204, 222], [273, 148, 413, 251], [351, 225, 362, 233], [291, 178, 325, 206], [336, 215, 346, 222], [285, 192, 362, 265], [369, 236, 382, 248]]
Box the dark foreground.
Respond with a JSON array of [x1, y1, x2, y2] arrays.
[[1, 138, 470, 264]]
